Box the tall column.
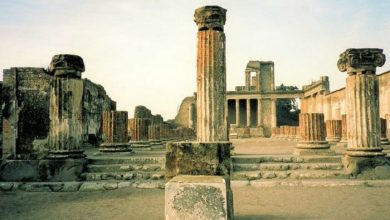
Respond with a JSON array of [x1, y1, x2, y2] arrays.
[[271, 99, 277, 128], [235, 99, 240, 126], [246, 99, 251, 127], [195, 7, 228, 142], [48, 54, 85, 159], [100, 111, 131, 152], [337, 114, 348, 147], [257, 99, 262, 126], [294, 113, 332, 155], [325, 120, 342, 144], [338, 48, 390, 175]]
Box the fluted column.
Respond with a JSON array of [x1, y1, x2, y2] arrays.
[[100, 111, 131, 152], [195, 8, 227, 142], [129, 118, 150, 147], [294, 113, 332, 155], [235, 99, 240, 126], [338, 48, 389, 175], [48, 55, 85, 159], [325, 120, 342, 144], [246, 99, 251, 127], [337, 114, 348, 147]]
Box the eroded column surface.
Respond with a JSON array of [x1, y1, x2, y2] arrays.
[[325, 120, 342, 144], [195, 6, 228, 142], [337, 114, 348, 147], [48, 55, 85, 159], [129, 118, 150, 147], [100, 111, 131, 152], [338, 48, 390, 176], [294, 113, 332, 155]]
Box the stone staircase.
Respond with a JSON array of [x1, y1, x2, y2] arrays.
[[231, 154, 351, 180], [82, 150, 166, 185]]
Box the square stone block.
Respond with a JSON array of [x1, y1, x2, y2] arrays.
[[165, 142, 231, 180], [165, 175, 232, 220]]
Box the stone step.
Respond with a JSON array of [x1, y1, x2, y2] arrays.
[[83, 171, 165, 181], [87, 156, 165, 165], [232, 170, 351, 180], [233, 162, 343, 172], [87, 163, 165, 173], [232, 155, 342, 164]]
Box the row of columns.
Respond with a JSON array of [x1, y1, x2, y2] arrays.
[[232, 98, 276, 127]]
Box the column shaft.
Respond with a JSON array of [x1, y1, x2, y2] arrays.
[[246, 99, 251, 127]]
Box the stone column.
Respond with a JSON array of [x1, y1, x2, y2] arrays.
[[380, 118, 390, 146], [100, 111, 131, 152], [338, 48, 390, 176], [129, 118, 150, 147], [294, 113, 332, 155], [148, 124, 162, 145], [271, 99, 277, 128], [48, 54, 85, 159], [325, 120, 342, 144], [337, 114, 348, 147], [246, 99, 251, 127], [235, 99, 240, 126], [257, 99, 262, 126], [195, 7, 228, 142], [166, 6, 233, 220]]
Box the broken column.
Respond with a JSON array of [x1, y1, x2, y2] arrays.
[[128, 118, 151, 148], [337, 114, 348, 147], [48, 54, 85, 159], [325, 120, 342, 144], [338, 48, 390, 177], [165, 6, 233, 220], [294, 113, 332, 155], [100, 111, 131, 152], [148, 124, 162, 146]]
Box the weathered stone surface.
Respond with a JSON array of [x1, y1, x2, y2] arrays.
[[48, 77, 84, 158], [165, 175, 232, 220], [295, 113, 332, 155], [38, 159, 86, 181], [325, 120, 342, 143], [60, 182, 82, 192], [79, 182, 105, 192], [165, 142, 231, 180], [100, 111, 131, 152], [49, 54, 85, 78], [337, 114, 348, 147], [128, 118, 149, 141], [195, 6, 227, 142], [337, 48, 385, 73], [134, 105, 152, 119], [0, 182, 14, 191], [0, 160, 39, 181]]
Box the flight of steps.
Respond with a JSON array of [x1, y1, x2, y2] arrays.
[[82, 150, 166, 185], [231, 154, 351, 180]]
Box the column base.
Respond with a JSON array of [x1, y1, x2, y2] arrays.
[[46, 150, 86, 159], [342, 154, 390, 179], [149, 139, 162, 146], [345, 147, 385, 157], [99, 143, 132, 152], [294, 141, 333, 156], [336, 139, 347, 148], [326, 137, 341, 145], [129, 140, 152, 148], [380, 138, 390, 146]]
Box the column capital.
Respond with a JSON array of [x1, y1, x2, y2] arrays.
[[194, 6, 226, 31], [337, 48, 385, 73]]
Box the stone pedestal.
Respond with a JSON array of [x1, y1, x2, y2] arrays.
[[166, 176, 231, 220], [326, 120, 342, 144], [100, 111, 131, 152], [337, 114, 348, 147], [294, 113, 332, 155], [48, 55, 85, 159], [337, 48, 390, 177]]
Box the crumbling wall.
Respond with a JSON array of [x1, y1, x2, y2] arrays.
[[174, 96, 196, 128], [2, 68, 51, 159], [83, 79, 116, 145]]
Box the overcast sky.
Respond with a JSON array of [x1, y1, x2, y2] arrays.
[[1, 0, 389, 119]]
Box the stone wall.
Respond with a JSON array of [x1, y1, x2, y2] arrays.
[[1, 68, 116, 159], [174, 96, 196, 128]]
